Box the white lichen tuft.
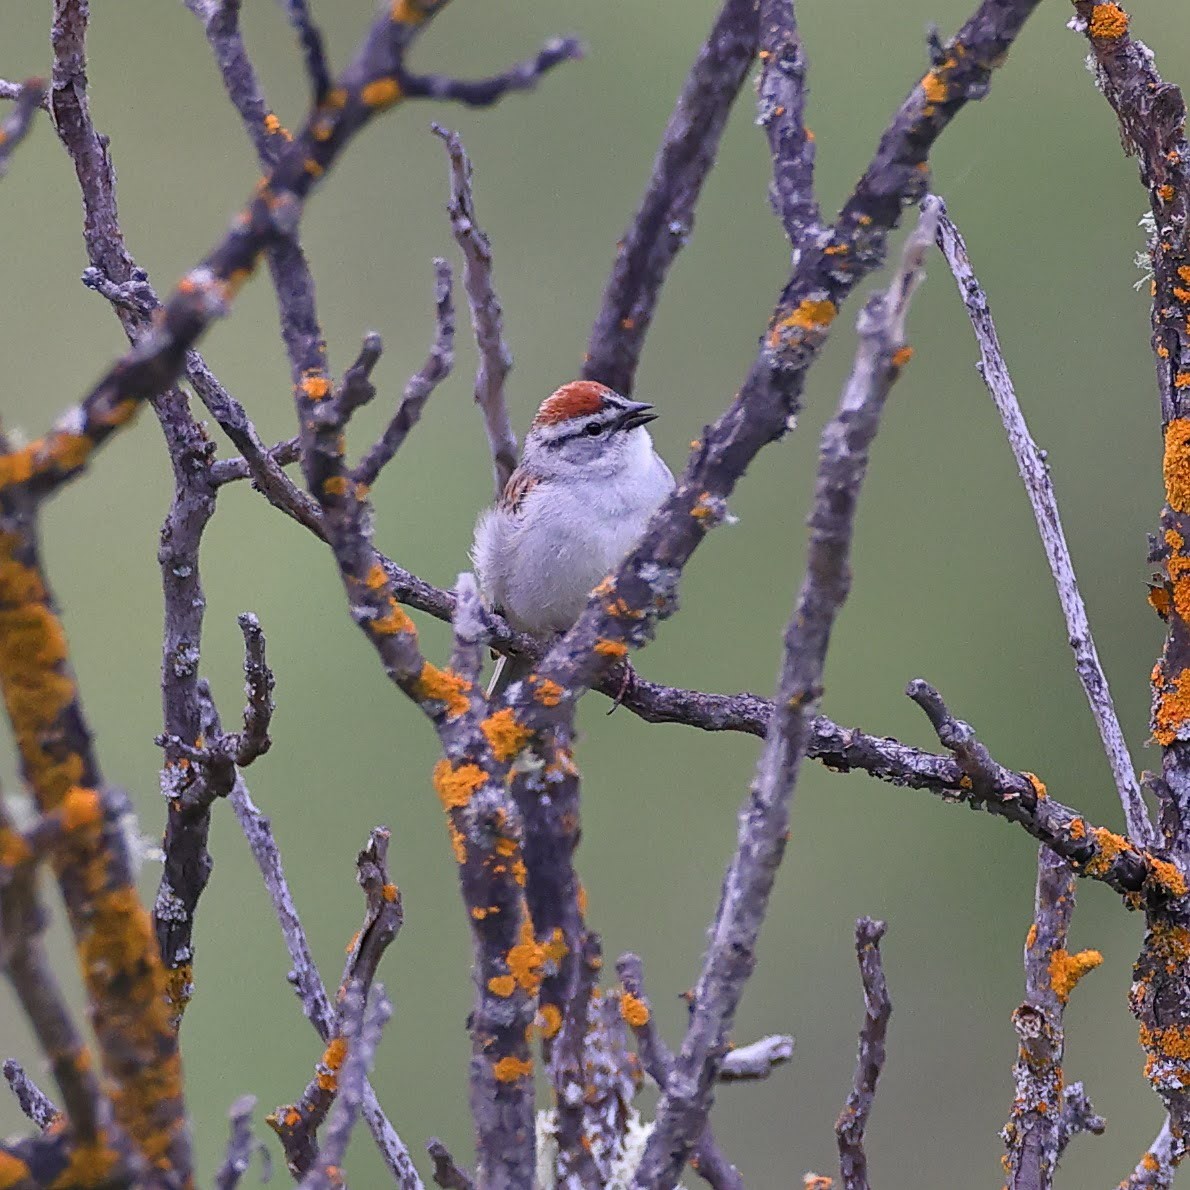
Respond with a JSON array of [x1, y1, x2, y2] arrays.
[[1135, 211, 1157, 291], [533, 1108, 688, 1190]]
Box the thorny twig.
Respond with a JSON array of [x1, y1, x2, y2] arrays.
[[432, 124, 517, 497], [933, 203, 1153, 848], [835, 918, 891, 1190]]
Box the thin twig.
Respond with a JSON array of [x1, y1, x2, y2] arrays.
[[400, 37, 583, 108], [432, 124, 517, 497], [355, 260, 455, 488], [635, 200, 939, 1190], [934, 202, 1153, 848], [299, 982, 393, 1190], [835, 918, 891, 1190], [426, 1139, 475, 1190], [275, 0, 331, 105], [1122, 1117, 1180, 1189], [718, 1035, 795, 1082], [215, 1094, 269, 1190]]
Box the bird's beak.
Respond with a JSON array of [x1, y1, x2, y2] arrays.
[[616, 401, 657, 431]]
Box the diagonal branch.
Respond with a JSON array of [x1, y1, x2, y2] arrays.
[[432, 124, 517, 497], [583, 0, 760, 395], [934, 203, 1153, 848], [835, 918, 892, 1190], [634, 200, 939, 1189]]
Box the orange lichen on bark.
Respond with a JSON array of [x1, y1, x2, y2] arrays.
[[447, 820, 466, 864], [1147, 856, 1188, 898], [507, 918, 545, 995], [1069, 817, 1086, 840], [1177, 373, 1190, 389], [921, 70, 948, 104], [620, 992, 650, 1028], [493, 1055, 533, 1083], [0, 538, 85, 809], [416, 663, 471, 719], [50, 1139, 121, 1189], [369, 598, 414, 636], [1162, 419, 1190, 513], [487, 975, 516, 998], [481, 707, 531, 761], [382, 883, 399, 903], [432, 760, 486, 810], [542, 928, 569, 966], [321, 475, 349, 498], [768, 298, 836, 347], [1140, 1022, 1190, 1062], [1023, 772, 1047, 800], [891, 345, 914, 369], [1089, 2, 1129, 38], [1153, 667, 1190, 746], [361, 78, 402, 108], [164, 964, 194, 1024], [300, 374, 331, 400], [316, 1036, 349, 1093], [1025, 923, 1038, 950], [0, 1151, 31, 1188], [538, 1003, 563, 1039], [593, 637, 629, 657], [1084, 826, 1131, 876], [1148, 921, 1190, 973], [533, 677, 564, 707], [1048, 948, 1103, 1004]]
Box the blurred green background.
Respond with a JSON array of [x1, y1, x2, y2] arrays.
[[4, 1, 1189, 1185]]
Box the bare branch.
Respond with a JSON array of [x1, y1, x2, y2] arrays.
[[299, 982, 394, 1190], [231, 778, 424, 1189], [2, 1062, 59, 1132], [583, 0, 759, 394], [835, 918, 892, 1190], [432, 124, 517, 497], [215, 1094, 269, 1190], [427, 1139, 475, 1190], [718, 1034, 795, 1082], [401, 37, 583, 109], [0, 79, 46, 179], [1122, 1117, 1181, 1189], [275, 0, 331, 106], [615, 954, 743, 1190], [635, 200, 939, 1190], [355, 260, 455, 488], [933, 203, 1153, 847], [757, 1, 819, 246]]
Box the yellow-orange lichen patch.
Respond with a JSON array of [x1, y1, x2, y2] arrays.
[[1085, 827, 1131, 877], [1177, 373, 1190, 390], [316, 1035, 349, 1093], [447, 820, 466, 865], [493, 1055, 533, 1083], [303, 158, 325, 179], [382, 883, 399, 903], [370, 598, 414, 636], [1023, 772, 1047, 800], [507, 918, 545, 995], [1151, 583, 1174, 618], [1148, 920, 1190, 974], [921, 70, 948, 105], [361, 78, 402, 109], [1048, 948, 1103, 1004], [1141, 1022, 1190, 1063], [890, 345, 914, 369], [1089, 2, 1129, 39], [1162, 419, 1190, 513], [59, 786, 102, 833], [593, 637, 629, 658], [1147, 856, 1189, 898], [1025, 923, 1038, 950], [537, 1003, 563, 1040], [620, 992, 650, 1028], [481, 707, 531, 761], [542, 927, 569, 966], [487, 974, 516, 998], [416, 663, 471, 719], [51, 1139, 121, 1189], [768, 298, 837, 348], [577, 883, 589, 917], [1154, 667, 1190, 746], [433, 760, 486, 811], [364, 562, 387, 590], [300, 374, 331, 400], [534, 677, 564, 707], [1069, 817, 1086, 841], [322, 475, 349, 498]]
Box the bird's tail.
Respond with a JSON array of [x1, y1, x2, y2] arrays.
[[485, 652, 535, 701]]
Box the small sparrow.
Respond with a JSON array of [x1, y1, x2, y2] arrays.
[[472, 380, 675, 695]]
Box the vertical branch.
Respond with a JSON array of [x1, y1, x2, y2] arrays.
[[634, 203, 938, 1190], [433, 124, 517, 497], [1002, 848, 1101, 1190], [934, 205, 1153, 847], [835, 918, 891, 1190], [582, 0, 760, 394]]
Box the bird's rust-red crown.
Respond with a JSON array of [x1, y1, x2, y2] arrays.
[[532, 380, 613, 427]]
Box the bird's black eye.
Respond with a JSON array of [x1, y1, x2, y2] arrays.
[[583, 421, 603, 437]]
